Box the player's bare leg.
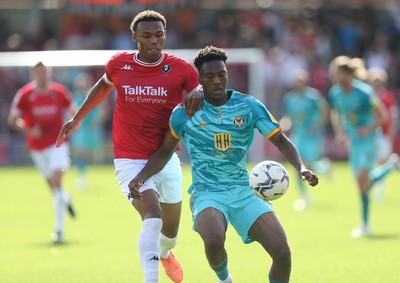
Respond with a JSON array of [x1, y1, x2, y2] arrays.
[[249, 212, 291, 283], [196, 208, 232, 282], [160, 202, 181, 239], [352, 169, 372, 238], [159, 202, 183, 283]]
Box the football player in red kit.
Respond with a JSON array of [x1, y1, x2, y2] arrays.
[[8, 61, 77, 244], [56, 10, 202, 283]]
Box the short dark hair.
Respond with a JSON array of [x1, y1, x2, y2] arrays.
[[337, 63, 355, 74], [130, 10, 167, 32], [193, 46, 228, 71]]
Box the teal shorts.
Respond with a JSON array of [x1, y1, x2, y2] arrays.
[[293, 135, 324, 165], [189, 187, 274, 244], [349, 137, 378, 173]]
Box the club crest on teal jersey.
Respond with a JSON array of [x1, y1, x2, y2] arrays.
[[233, 116, 245, 128]]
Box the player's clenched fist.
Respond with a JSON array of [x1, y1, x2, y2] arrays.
[[128, 179, 144, 200], [301, 170, 319, 186]]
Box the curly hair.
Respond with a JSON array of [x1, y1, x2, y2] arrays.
[[130, 10, 167, 32], [193, 46, 228, 71]]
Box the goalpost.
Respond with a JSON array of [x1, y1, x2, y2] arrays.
[[0, 48, 267, 162]]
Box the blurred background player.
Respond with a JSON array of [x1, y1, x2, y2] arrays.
[[128, 45, 319, 283], [367, 67, 399, 201], [70, 72, 106, 190], [281, 68, 330, 211], [350, 57, 368, 82], [56, 10, 203, 283], [329, 57, 400, 238], [8, 61, 76, 244], [328, 55, 351, 84]]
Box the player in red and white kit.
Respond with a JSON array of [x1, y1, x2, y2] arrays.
[[8, 61, 77, 244], [368, 67, 399, 201], [56, 10, 202, 283]]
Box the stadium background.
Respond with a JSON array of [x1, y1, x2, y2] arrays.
[[1, 0, 400, 165]]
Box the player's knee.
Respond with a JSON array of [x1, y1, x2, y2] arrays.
[[48, 177, 61, 189], [202, 230, 225, 253], [271, 242, 291, 266], [138, 204, 162, 220], [160, 204, 181, 237], [144, 208, 162, 219], [161, 226, 179, 238], [134, 192, 162, 219]]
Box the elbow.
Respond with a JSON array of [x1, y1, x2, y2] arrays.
[[161, 149, 174, 161], [7, 116, 16, 129], [7, 116, 12, 127]]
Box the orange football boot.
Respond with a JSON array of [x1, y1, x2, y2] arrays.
[[161, 251, 183, 283]]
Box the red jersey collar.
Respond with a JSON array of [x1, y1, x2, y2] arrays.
[[133, 52, 165, 66]]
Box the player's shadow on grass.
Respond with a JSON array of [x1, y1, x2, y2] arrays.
[[366, 233, 399, 240], [32, 240, 76, 248]]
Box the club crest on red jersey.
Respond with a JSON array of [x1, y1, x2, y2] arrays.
[[162, 64, 171, 74]]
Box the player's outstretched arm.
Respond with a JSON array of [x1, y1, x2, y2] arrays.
[[330, 109, 348, 145], [55, 119, 81, 147], [182, 85, 203, 118], [357, 103, 385, 138], [270, 131, 319, 187], [128, 130, 181, 200], [56, 77, 114, 147]]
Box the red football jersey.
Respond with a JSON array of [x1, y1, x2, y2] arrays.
[[11, 81, 73, 150], [105, 52, 199, 159], [379, 89, 398, 135]]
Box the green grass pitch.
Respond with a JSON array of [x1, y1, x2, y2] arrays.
[[1, 162, 399, 282]]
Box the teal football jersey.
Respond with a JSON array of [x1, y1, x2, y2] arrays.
[[283, 87, 325, 139], [329, 79, 381, 142], [169, 89, 281, 193]]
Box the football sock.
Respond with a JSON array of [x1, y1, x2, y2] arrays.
[[76, 157, 88, 173], [52, 188, 65, 232], [369, 162, 393, 184], [61, 190, 71, 205], [138, 218, 162, 283], [269, 278, 289, 283], [159, 233, 177, 259], [361, 194, 369, 225], [211, 257, 229, 282], [374, 180, 385, 201]]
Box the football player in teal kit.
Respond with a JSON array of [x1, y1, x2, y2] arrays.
[[329, 57, 399, 238], [128, 46, 318, 283], [282, 68, 330, 210]]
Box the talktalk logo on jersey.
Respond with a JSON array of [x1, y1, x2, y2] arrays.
[[32, 105, 57, 116], [122, 85, 168, 96]]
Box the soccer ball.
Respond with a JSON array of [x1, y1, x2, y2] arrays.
[[249, 160, 290, 201]]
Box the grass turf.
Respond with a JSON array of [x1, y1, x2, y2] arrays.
[[0, 162, 399, 283]]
